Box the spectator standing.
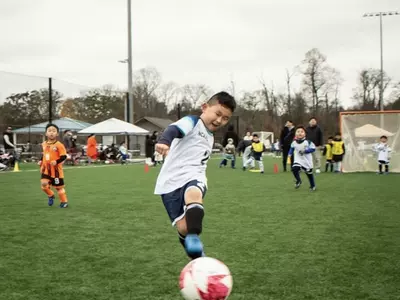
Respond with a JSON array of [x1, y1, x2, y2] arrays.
[[2, 126, 16, 167], [306, 117, 324, 173], [279, 120, 295, 172]]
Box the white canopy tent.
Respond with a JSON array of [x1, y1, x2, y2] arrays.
[[78, 118, 149, 136], [354, 124, 394, 138]]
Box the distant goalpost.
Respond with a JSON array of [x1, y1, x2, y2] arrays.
[[339, 110, 400, 173]]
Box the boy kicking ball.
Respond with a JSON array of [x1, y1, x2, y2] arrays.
[[154, 92, 236, 260], [288, 126, 316, 191]]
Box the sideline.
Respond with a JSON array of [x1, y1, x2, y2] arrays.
[[0, 163, 130, 175], [0, 156, 235, 175]]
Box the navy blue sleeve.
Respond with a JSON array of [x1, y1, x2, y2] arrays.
[[288, 146, 294, 156], [157, 125, 184, 146]]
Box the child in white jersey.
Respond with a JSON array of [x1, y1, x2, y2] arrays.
[[374, 135, 391, 174], [219, 138, 236, 168], [154, 92, 236, 260], [288, 126, 316, 191]]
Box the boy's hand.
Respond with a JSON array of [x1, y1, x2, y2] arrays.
[[155, 143, 170, 156], [50, 160, 57, 166], [38, 161, 42, 166]]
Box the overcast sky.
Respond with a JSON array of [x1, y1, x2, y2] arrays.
[[0, 0, 399, 107]]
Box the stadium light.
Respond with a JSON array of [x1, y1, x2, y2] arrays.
[[362, 11, 399, 112], [117, 1, 134, 124], [127, 0, 134, 124]]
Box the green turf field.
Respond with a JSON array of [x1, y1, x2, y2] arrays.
[[1, 158, 400, 300]]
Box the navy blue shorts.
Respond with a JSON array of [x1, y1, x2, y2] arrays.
[[161, 180, 207, 226], [292, 164, 313, 174]]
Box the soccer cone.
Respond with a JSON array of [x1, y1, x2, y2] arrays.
[[144, 163, 149, 173], [13, 161, 20, 172], [273, 163, 279, 173]]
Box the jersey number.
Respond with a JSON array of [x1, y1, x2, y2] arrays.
[[54, 178, 60, 184], [201, 150, 211, 165]]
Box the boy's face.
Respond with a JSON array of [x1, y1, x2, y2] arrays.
[[328, 139, 333, 144], [335, 135, 341, 140], [380, 137, 387, 143], [200, 102, 232, 132], [46, 126, 59, 140], [252, 136, 259, 142], [295, 128, 306, 139]]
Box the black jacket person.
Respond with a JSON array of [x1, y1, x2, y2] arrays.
[[279, 120, 295, 171]]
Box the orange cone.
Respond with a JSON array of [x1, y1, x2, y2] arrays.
[[273, 163, 279, 173], [144, 163, 149, 173]]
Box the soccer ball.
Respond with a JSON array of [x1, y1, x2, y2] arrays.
[[179, 257, 233, 300]]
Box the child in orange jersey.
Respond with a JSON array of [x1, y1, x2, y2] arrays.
[[39, 124, 69, 208]]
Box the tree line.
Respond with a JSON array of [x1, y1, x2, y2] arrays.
[[1, 48, 399, 140]]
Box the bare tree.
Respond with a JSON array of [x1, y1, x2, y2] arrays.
[[133, 67, 162, 112], [352, 68, 391, 110], [321, 68, 343, 113], [388, 81, 400, 104], [259, 76, 271, 112], [300, 48, 333, 115], [240, 91, 261, 126], [181, 84, 212, 108], [285, 68, 296, 115], [157, 81, 179, 109]]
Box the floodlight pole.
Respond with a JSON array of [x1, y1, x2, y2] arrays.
[[127, 0, 134, 124], [363, 11, 399, 128]]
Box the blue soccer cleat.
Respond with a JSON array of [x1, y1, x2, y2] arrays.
[[48, 196, 54, 206], [184, 234, 204, 258]]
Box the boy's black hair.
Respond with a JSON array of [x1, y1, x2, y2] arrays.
[[45, 123, 59, 133], [207, 91, 236, 113], [309, 117, 317, 121], [295, 125, 306, 132], [380, 135, 388, 139], [252, 133, 259, 137], [328, 136, 334, 140]]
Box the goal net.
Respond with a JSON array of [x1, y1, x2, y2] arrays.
[[340, 111, 400, 173]]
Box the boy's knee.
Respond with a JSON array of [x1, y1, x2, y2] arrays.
[[41, 181, 49, 189], [184, 186, 203, 205], [56, 187, 65, 194], [292, 165, 300, 172]]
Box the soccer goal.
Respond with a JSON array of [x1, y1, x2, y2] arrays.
[[339, 111, 400, 173]]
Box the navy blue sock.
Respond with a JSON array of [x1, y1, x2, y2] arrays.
[[178, 232, 186, 248], [306, 172, 315, 188], [231, 159, 235, 168], [292, 167, 301, 183], [185, 203, 204, 235]]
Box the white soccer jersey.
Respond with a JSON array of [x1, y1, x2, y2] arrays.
[[154, 116, 214, 195], [291, 139, 316, 170], [374, 143, 391, 162]]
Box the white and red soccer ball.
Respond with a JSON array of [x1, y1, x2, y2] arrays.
[[179, 257, 233, 300]]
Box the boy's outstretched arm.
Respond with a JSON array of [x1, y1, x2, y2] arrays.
[[157, 126, 183, 146], [288, 146, 294, 157]]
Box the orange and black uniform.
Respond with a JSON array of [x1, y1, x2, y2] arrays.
[[41, 141, 67, 186]]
